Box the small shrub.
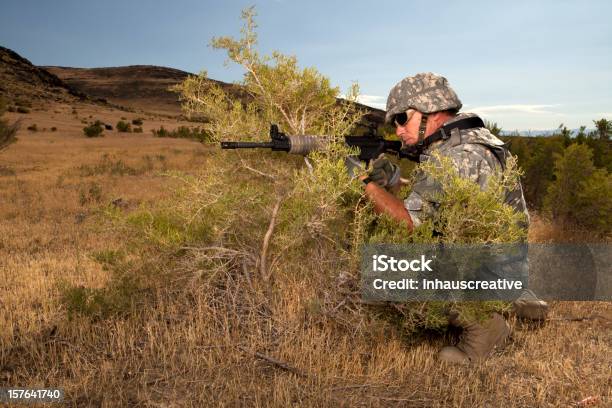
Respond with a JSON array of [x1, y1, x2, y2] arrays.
[[51, 127, 57, 132], [104, 124, 113, 130], [132, 118, 143, 126], [7, 106, 16, 112], [151, 125, 212, 143], [79, 182, 103, 205], [60, 274, 140, 319], [1, 99, 19, 151], [14, 98, 31, 108], [151, 126, 170, 138], [133, 126, 143, 133], [116, 120, 132, 132], [27, 124, 38, 132], [83, 122, 104, 138], [126, 209, 211, 247], [16, 106, 30, 114]]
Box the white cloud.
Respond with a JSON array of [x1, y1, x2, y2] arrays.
[[356, 94, 386, 110], [468, 104, 561, 115]]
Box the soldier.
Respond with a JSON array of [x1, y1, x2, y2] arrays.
[[362, 72, 548, 364]]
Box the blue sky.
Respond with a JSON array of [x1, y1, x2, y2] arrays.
[[1, 0, 611, 130]]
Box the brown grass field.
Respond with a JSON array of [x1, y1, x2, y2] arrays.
[[0, 102, 610, 407]]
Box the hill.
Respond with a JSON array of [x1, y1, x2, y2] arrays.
[[1, 45, 385, 128], [0, 46, 87, 106], [44, 65, 386, 126], [43, 65, 247, 116]]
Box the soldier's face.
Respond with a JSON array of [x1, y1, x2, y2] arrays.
[[395, 110, 422, 145]]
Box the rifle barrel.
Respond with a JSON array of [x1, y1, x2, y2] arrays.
[[221, 141, 274, 149]]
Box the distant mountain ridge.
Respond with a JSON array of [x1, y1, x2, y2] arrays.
[[1, 45, 386, 125], [43, 64, 386, 124]]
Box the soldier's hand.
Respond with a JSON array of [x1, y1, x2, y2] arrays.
[[367, 154, 400, 188]]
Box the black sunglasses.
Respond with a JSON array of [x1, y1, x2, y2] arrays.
[[393, 110, 415, 127]]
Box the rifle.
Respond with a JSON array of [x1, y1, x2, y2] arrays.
[[220, 124, 411, 164]]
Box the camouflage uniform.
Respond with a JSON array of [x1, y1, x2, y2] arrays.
[[404, 112, 530, 229]]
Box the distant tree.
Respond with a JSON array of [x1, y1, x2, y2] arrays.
[[544, 143, 611, 233], [545, 143, 594, 222], [575, 125, 587, 144], [484, 120, 502, 137], [585, 135, 612, 172], [593, 118, 611, 140], [576, 168, 612, 233], [521, 136, 565, 209], [557, 123, 572, 146]]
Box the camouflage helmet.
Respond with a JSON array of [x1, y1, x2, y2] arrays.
[[385, 72, 462, 124]]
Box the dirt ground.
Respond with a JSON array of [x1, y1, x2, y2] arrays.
[[0, 103, 610, 407]]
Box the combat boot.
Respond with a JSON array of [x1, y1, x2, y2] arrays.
[[438, 312, 510, 364], [512, 289, 549, 321]]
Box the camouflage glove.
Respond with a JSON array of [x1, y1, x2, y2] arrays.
[[367, 154, 401, 189]]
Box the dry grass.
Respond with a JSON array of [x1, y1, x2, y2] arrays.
[[0, 103, 610, 407]]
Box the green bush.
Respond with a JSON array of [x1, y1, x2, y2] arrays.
[[126, 209, 212, 247], [151, 126, 170, 138], [544, 143, 611, 233], [60, 271, 140, 319], [116, 120, 132, 132], [83, 122, 104, 138]]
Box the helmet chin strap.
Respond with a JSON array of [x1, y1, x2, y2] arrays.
[[400, 112, 429, 162], [418, 113, 429, 144]]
